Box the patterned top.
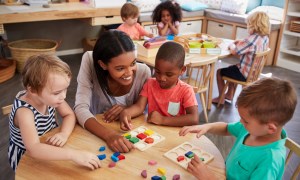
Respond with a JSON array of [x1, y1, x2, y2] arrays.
[[140, 78, 198, 116], [8, 91, 58, 171], [235, 33, 269, 78]]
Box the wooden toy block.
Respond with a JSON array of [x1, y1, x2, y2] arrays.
[[141, 170, 147, 178], [97, 154, 106, 160], [99, 146, 106, 151], [118, 154, 125, 160], [123, 133, 131, 139], [164, 142, 214, 169], [185, 151, 194, 158], [137, 133, 147, 140], [157, 167, 166, 175], [177, 155, 184, 162], [144, 129, 154, 136], [108, 162, 116, 168], [129, 137, 139, 144], [123, 126, 165, 151], [111, 155, 119, 162], [161, 175, 166, 180], [148, 160, 157, 165], [113, 152, 120, 157], [173, 174, 180, 180], [145, 137, 154, 144], [151, 175, 161, 180]]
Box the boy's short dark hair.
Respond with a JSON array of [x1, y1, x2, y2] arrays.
[[156, 41, 185, 68], [236, 77, 297, 126], [120, 3, 139, 19]]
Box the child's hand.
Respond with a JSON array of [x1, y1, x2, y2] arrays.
[[179, 125, 209, 138], [147, 33, 154, 38], [103, 104, 124, 123], [71, 150, 101, 170], [147, 111, 163, 125], [187, 154, 215, 180], [106, 132, 135, 153], [46, 132, 69, 147], [119, 110, 132, 131]]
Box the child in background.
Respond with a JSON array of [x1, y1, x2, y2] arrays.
[[212, 11, 270, 104], [117, 2, 153, 40], [120, 41, 198, 131], [8, 55, 101, 171], [179, 78, 297, 179], [152, 0, 182, 36]]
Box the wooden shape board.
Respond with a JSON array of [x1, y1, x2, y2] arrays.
[[123, 126, 165, 151], [164, 142, 214, 169]]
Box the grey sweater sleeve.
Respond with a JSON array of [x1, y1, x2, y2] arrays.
[[74, 51, 96, 128]]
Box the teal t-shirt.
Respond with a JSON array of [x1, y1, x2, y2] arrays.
[[226, 122, 286, 180]]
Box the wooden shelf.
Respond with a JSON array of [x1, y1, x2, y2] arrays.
[[280, 47, 300, 56], [283, 30, 300, 37], [287, 11, 300, 17]]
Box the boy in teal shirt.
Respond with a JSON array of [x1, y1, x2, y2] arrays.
[[179, 77, 297, 179]]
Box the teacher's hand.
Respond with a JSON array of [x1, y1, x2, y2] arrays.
[[106, 133, 135, 153], [103, 105, 125, 123]]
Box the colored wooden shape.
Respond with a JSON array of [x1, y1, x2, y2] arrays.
[[145, 137, 154, 144], [144, 129, 154, 136], [129, 137, 139, 144], [118, 154, 125, 160], [99, 146, 106, 151], [141, 170, 147, 178], [157, 167, 166, 175], [177, 155, 185, 162], [111, 155, 119, 162], [137, 133, 147, 140], [151, 175, 161, 180], [97, 154, 106, 160]]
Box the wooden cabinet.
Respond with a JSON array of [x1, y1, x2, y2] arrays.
[[277, 0, 300, 72]]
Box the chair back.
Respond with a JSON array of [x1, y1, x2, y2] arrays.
[[285, 138, 300, 180], [246, 48, 271, 83], [2, 104, 12, 116], [185, 58, 216, 93]]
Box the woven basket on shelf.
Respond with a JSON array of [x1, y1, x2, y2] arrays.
[[8, 39, 58, 73], [0, 59, 16, 83]]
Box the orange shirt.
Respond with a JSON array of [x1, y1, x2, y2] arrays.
[[117, 23, 148, 40], [140, 78, 198, 116]]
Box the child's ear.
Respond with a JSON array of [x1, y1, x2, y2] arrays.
[[98, 60, 107, 70], [267, 122, 278, 134], [180, 66, 186, 75]]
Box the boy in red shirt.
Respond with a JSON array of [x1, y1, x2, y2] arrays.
[[120, 41, 199, 131]]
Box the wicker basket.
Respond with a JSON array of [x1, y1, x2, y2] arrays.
[[8, 39, 58, 73], [0, 59, 16, 83]]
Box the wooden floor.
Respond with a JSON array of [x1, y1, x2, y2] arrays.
[[0, 54, 299, 180]]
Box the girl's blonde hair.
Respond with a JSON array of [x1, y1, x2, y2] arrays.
[[247, 11, 270, 36], [22, 54, 72, 93]]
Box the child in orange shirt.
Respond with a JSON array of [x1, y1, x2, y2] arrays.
[[117, 2, 153, 40], [120, 41, 198, 131]]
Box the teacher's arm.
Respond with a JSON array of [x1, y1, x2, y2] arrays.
[[74, 52, 134, 153]]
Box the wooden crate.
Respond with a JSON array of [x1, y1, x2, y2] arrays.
[[290, 21, 300, 33], [174, 33, 222, 55], [136, 41, 159, 58]]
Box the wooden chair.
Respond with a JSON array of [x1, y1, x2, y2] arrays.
[[285, 138, 300, 180], [217, 48, 271, 107], [2, 104, 12, 115], [182, 58, 217, 123]]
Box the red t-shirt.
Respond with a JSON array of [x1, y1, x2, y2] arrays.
[[140, 78, 198, 116]]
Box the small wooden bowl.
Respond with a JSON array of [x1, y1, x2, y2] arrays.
[[0, 59, 16, 83]]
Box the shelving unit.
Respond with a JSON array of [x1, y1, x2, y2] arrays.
[[277, 0, 300, 72]]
